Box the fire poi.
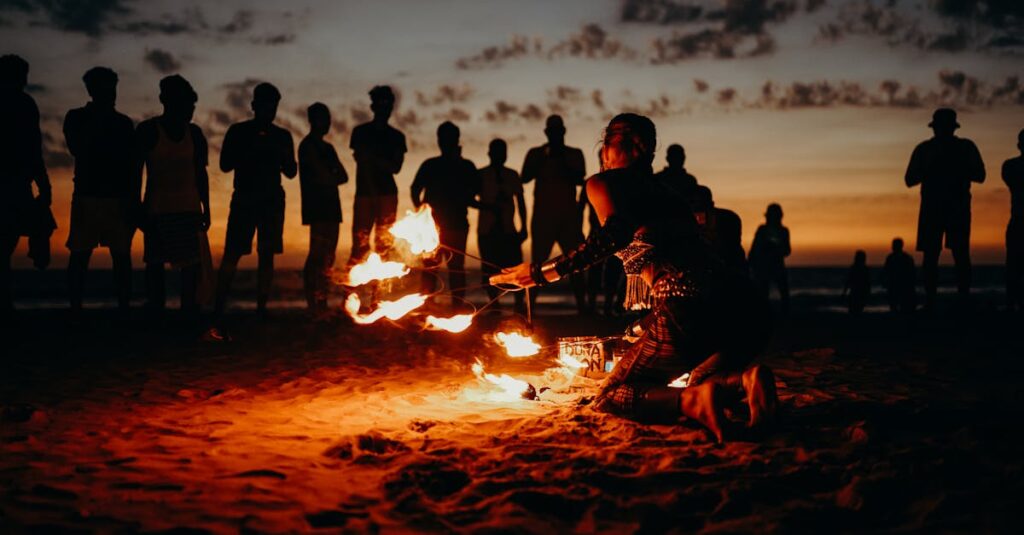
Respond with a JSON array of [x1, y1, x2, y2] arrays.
[[494, 331, 541, 357]]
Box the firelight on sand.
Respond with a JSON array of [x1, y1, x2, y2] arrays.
[[346, 253, 410, 286], [426, 314, 474, 333], [390, 205, 440, 255], [344, 293, 427, 324], [471, 359, 534, 402], [495, 332, 541, 357]]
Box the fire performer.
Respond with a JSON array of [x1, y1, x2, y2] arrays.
[[492, 113, 777, 442]]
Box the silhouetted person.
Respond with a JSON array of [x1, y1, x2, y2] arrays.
[[1004, 129, 1024, 312], [521, 115, 587, 314], [905, 108, 985, 309], [299, 102, 348, 313], [844, 250, 870, 315], [749, 203, 791, 312], [654, 143, 698, 202], [411, 121, 478, 305], [349, 85, 406, 264], [476, 139, 526, 312], [884, 237, 916, 313], [64, 67, 137, 314], [1, 55, 51, 313], [691, 185, 747, 273], [214, 82, 296, 321], [137, 75, 210, 318]]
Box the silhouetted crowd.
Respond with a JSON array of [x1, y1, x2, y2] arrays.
[[2, 54, 1022, 332]]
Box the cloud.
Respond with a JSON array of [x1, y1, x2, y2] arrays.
[[218, 9, 252, 34], [455, 23, 637, 69], [415, 84, 474, 107], [143, 48, 181, 74], [482, 100, 549, 123], [2, 0, 131, 36], [434, 107, 472, 123], [455, 34, 538, 70], [694, 78, 709, 93], [251, 33, 295, 45]]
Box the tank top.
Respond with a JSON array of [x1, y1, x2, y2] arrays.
[[145, 123, 201, 215]]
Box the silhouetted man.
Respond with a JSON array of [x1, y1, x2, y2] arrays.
[[905, 108, 985, 308], [476, 138, 527, 312], [1, 55, 51, 313], [655, 143, 698, 202], [691, 185, 747, 273], [843, 250, 870, 315], [137, 75, 210, 317], [749, 203, 791, 312], [1004, 129, 1024, 312], [521, 115, 586, 314], [349, 85, 406, 264], [299, 102, 348, 313], [410, 121, 478, 305], [63, 67, 137, 314], [214, 82, 296, 320], [884, 238, 916, 313]]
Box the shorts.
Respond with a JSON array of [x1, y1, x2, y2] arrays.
[[916, 201, 970, 252], [144, 211, 203, 266], [224, 194, 285, 256], [66, 196, 135, 253]]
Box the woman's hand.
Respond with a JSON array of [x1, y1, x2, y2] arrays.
[[489, 262, 536, 289]]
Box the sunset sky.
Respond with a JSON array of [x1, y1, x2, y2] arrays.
[[3, 0, 1022, 267]]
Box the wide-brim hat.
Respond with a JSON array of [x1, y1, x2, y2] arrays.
[[929, 108, 959, 128]]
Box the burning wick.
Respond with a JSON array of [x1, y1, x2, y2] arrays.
[[390, 205, 440, 255], [344, 293, 427, 325], [472, 359, 536, 401], [346, 252, 410, 286], [494, 332, 541, 357], [425, 314, 473, 333], [667, 372, 691, 388]]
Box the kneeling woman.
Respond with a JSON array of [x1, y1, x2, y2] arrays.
[[492, 113, 777, 442]]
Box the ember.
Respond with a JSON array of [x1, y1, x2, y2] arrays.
[[346, 252, 410, 286], [425, 314, 473, 333], [344, 293, 427, 324], [494, 332, 541, 357], [389, 205, 440, 255]]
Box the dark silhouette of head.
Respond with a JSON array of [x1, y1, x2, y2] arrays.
[[929, 108, 959, 139], [0, 54, 29, 92], [600, 113, 656, 172], [252, 82, 280, 125], [488, 138, 507, 167], [892, 237, 904, 253], [1018, 128, 1023, 154], [437, 121, 460, 156], [666, 143, 686, 169], [854, 250, 867, 266], [369, 85, 395, 123], [693, 185, 714, 210], [159, 74, 197, 124], [83, 66, 117, 109], [544, 115, 566, 147], [765, 203, 783, 224], [307, 102, 330, 137]]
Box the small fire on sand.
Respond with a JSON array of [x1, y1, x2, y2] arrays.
[[494, 332, 541, 357], [344, 293, 427, 324], [471, 359, 537, 401], [426, 314, 473, 333], [346, 252, 409, 286]]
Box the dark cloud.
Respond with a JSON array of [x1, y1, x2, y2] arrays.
[[591, 89, 606, 109], [415, 84, 474, 107], [251, 33, 295, 45], [26, 82, 47, 94], [455, 35, 538, 70], [621, 0, 704, 24], [39, 130, 72, 169], [218, 9, 252, 34], [482, 100, 547, 123], [1, 0, 130, 36], [716, 87, 737, 105], [434, 107, 472, 122], [455, 24, 637, 69], [143, 48, 181, 74], [694, 78, 709, 93], [350, 107, 371, 125]]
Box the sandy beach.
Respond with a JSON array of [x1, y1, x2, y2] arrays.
[[1, 291, 1022, 533]]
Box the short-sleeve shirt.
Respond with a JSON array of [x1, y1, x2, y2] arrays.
[[521, 144, 585, 214], [63, 103, 137, 199], [411, 155, 479, 231], [1004, 156, 1023, 220], [299, 136, 345, 225], [221, 120, 295, 202], [905, 136, 985, 207], [350, 122, 406, 197], [654, 167, 698, 202], [477, 165, 522, 236], [0, 91, 46, 184]]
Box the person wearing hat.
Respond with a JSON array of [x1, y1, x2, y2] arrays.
[[1003, 129, 1024, 312], [521, 114, 587, 314], [63, 66, 138, 315], [1, 55, 52, 314], [905, 108, 985, 308], [136, 75, 210, 318]]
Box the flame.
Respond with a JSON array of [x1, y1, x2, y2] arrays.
[[426, 314, 473, 333], [390, 205, 440, 255], [471, 359, 532, 401], [495, 332, 541, 357], [344, 293, 427, 324], [557, 354, 587, 370], [668, 372, 690, 388], [346, 252, 410, 286]]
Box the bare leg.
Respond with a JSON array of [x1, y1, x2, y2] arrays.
[[257, 252, 275, 317], [742, 364, 778, 429], [678, 382, 727, 443], [68, 249, 93, 313], [214, 252, 241, 318]]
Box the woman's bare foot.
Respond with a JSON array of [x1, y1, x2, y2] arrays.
[[742, 364, 778, 429], [679, 382, 727, 443]]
